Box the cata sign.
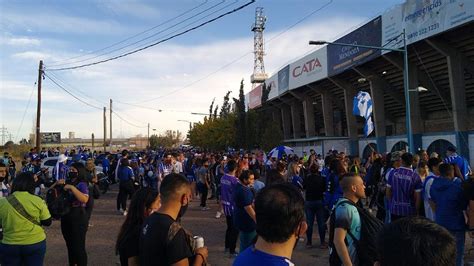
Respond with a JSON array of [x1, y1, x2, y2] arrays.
[[289, 46, 327, 90]]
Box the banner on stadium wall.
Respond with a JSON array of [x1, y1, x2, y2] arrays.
[[382, 0, 474, 53], [277, 65, 290, 95], [40, 132, 61, 144], [265, 74, 279, 101], [289, 46, 328, 90], [327, 16, 382, 76], [248, 84, 263, 109]]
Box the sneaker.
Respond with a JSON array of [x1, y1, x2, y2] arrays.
[[305, 243, 313, 248], [123, 210, 128, 216], [215, 211, 222, 219], [117, 209, 124, 215], [201, 207, 210, 211], [229, 252, 238, 259]]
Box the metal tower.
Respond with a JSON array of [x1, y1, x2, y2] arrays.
[[250, 7, 268, 84]]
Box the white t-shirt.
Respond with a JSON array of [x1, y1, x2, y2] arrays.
[[423, 173, 438, 221]]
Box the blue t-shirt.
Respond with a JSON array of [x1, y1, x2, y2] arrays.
[[117, 166, 134, 182], [234, 183, 256, 233], [334, 199, 361, 265], [233, 245, 294, 266]]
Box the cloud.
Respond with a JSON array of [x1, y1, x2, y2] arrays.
[[12, 51, 52, 61], [95, 1, 161, 20], [2, 14, 366, 140], [2, 37, 41, 46]]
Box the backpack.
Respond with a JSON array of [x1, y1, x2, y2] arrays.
[[46, 185, 71, 219], [328, 199, 383, 266]]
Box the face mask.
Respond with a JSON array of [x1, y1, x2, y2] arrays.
[[68, 172, 78, 181], [178, 200, 189, 219]]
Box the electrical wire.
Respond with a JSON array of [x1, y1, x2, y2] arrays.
[[48, 0, 211, 67], [48, 0, 228, 68], [44, 73, 103, 110], [14, 81, 36, 142], [46, 0, 255, 71], [118, 0, 335, 106], [112, 110, 148, 128]]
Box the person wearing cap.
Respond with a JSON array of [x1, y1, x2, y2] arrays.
[[444, 146, 472, 180], [21, 154, 41, 174], [53, 154, 69, 181]]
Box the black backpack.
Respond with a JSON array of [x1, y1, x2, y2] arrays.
[[46, 185, 71, 219], [328, 199, 383, 266]]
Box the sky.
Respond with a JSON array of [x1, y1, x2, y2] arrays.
[[0, 0, 404, 142]]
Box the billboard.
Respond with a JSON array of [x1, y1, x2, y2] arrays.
[[327, 16, 382, 76], [289, 46, 328, 90], [277, 65, 290, 94], [248, 84, 263, 109], [41, 132, 61, 144], [265, 74, 279, 101], [382, 0, 474, 51]]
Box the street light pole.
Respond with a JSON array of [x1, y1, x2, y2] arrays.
[[309, 31, 415, 153]]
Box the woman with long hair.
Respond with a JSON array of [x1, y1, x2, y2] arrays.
[[85, 159, 97, 223], [116, 188, 160, 266], [287, 162, 303, 192], [57, 162, 90, 266], [116, 158, 135, 215]]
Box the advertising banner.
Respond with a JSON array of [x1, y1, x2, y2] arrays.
[[265, 74, 279, 101], [278, 65, 290, 95], [41, 132, 61, 144], [327, 16, 382, 76], [289, 46, 328, 90], [382, 0, 474, 51], [248, 84, 263, 109]]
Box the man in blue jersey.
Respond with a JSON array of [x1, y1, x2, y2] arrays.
[[234, 183, 307, 266], [444, 146, 472, 180]]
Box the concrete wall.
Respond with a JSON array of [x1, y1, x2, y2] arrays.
[[386, 136, 408, 152], [358, 139, 377, 156], [325, 139, 350, 155]]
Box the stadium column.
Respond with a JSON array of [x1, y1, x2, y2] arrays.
[[290, 101, 302, 139], [321, 92, 334, 137], [272, 107, 283, 132], [302, 97, 316, 138], [281, 105, 292, 140], [369, 78, 387, 153], [408, 65, 423, 151], [427, 39, 469, 160], [329, 78, 359, 156]]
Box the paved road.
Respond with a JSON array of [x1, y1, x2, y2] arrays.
[[44, 184, 473, 265]]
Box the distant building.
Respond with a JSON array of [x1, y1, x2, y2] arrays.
[[69, 132, 75, 139]]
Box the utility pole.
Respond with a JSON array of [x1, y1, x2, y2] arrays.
[[36, 60, 43, 152], [0, 125, 7, 145], [103, 107, 107, 152], [91, 133, 95, 148], [147, 123, 150, 149], [109, 99, 112, 151]]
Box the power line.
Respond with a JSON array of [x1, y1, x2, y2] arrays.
[[112, 110, 148, 128], [48, 0, 211, 67], [46, 0, 255, 71], [117, 0, 335, 105], [14, 81, 36, 142], [48, 0, 228, 68], [44, 73, 103, 110]]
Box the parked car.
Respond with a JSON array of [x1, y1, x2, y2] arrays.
[[42, 156, 103, 176]]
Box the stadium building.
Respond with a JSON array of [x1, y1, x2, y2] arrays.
[[247, 0, 474, 166]]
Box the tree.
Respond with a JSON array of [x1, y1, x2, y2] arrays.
[[220, 91, 232, 117], [213, 105, 219, 120], [209, 98, 215, 119], [233, 79, 246, 148], [261, 123, 283, 151]]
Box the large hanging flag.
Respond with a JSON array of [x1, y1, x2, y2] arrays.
[[353, 91, 374, 137]]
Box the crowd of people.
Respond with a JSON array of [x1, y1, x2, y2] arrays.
[[0, 144, 472, 265]]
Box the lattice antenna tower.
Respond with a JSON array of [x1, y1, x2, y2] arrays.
[[250, 7, 268, 86]]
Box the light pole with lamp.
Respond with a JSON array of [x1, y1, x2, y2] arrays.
[[309, 29, 416, 153], [177, 120, 193, 131]]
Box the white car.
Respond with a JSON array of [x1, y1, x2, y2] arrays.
[[41, 156, 103, 176]]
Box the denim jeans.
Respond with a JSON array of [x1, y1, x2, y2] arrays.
[[239, 230, 257, 252], [304, 200, 327, 245], [449, 230, 465, 266], [0, 240, 46, 266]]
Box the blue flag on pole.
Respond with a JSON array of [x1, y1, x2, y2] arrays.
[[353, 91, 374, 137]]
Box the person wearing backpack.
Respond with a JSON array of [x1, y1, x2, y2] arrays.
[[329, 173, 382, 266], [57, 162, 90, 266], [0, 172, 52, 265]]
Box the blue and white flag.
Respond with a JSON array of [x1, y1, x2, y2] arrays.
[[353, 91, 374, 137], [364, 116, 374, 137], [353, 91, 373, 120]]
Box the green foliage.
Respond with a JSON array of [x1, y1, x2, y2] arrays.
[[149, 130, 183, 149], [220, 91, 232, 117]]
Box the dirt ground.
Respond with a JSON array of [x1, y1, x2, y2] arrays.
[[44, 184, 474, 266]]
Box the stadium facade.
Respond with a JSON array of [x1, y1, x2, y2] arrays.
[[246, 0, 474, 165]]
